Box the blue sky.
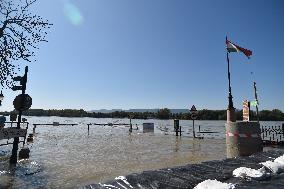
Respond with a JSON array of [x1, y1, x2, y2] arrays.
[[1, 0, 284, 111]]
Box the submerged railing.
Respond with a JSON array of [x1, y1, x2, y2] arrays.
[[261, 124, 284, 146], [0, 121, 29, 147]]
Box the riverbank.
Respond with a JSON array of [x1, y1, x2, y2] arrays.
[[82, 149, 284, 189]]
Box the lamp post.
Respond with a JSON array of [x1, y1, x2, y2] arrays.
[[0, 90, 4, 106]]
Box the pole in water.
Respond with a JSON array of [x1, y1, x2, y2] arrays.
[[174, 119, 179, 136], [33, 125, 36, 134], [253, 82, 260, 123], [193, 119, 196, 138], [129, 118, 132, 133], [10, 66, 29, 164]]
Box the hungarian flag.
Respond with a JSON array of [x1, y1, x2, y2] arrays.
[[226, 37, 252, 58]]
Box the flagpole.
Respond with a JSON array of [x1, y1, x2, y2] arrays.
[[227, 52, 234, 109], [226, 51, 235, 122]]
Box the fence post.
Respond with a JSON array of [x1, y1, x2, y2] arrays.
[[282, 123, 284, 137]]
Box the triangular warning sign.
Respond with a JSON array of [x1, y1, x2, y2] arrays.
[[190, 105, 197, 112]]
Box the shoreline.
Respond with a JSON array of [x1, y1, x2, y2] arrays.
[[82, 149, 284, 189]]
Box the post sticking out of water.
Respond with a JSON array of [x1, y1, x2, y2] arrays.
[[226, 122, 262, 158], [190, 105, 197, 138], [87, 124, 90, 135], [10, 66, 29, 164], [174, 119, 179, 136], [253, 82, 260, 123], [193, 119, 196, 138], [129, 115, 133, 133]]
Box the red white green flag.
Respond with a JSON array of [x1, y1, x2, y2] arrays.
[[226, 37, 252, 58]]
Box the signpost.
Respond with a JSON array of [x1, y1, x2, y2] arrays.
[[10, 66, 32, 164], [129, 114, 134, 133], [190, 105, 197, 138]]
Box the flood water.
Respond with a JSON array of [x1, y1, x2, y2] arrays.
[[0, 117, 282, 188]]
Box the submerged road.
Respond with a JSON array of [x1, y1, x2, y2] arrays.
[[82, 149, 284, 189]]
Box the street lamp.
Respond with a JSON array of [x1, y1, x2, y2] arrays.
[[0, 90, 4, 106]]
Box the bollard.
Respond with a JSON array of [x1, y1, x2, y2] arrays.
[[174, 119, 179, 136], [33, 125, 37, 134], [87, 124, 90, 135], [129, 118, 132, 133], [226, 121, 262, 158], [27, 133, 33, 143], [19, 148, 30, 160]]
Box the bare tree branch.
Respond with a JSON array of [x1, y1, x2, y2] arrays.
[[0, 0, 52, 88]]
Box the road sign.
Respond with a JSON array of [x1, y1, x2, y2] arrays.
[[190, 105, 197, 113], [0, 128, 27, 140], [13, 76, 23, 82], [13, 94, 32, 111], [12, 86, 23, 91], [191, 114, 197, 120]]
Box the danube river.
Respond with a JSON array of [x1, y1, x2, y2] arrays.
[[0, 117, 282, 188]]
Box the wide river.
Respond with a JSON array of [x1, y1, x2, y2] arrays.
[[0, 117, 282, 188]]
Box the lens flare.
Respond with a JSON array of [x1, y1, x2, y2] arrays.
[[63, 2, 83, 26]]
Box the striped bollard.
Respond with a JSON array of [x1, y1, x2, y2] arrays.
[[226, 121, 263, 158]]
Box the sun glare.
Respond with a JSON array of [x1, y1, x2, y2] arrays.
[[63, 2, 83, 26]]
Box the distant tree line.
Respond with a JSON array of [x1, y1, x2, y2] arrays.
[[0, 108, 283, 121]]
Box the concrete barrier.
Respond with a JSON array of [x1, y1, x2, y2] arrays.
[[226, 121, 262, 158]]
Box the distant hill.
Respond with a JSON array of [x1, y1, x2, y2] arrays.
[[90, 109, 189, 113], [90, 109, 123, 113]]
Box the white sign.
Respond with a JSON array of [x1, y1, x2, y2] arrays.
[[0, 128, 27, 140], [243, 100, 250, 122]]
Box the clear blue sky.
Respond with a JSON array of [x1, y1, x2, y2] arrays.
[[1, 0, 284, 111]]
